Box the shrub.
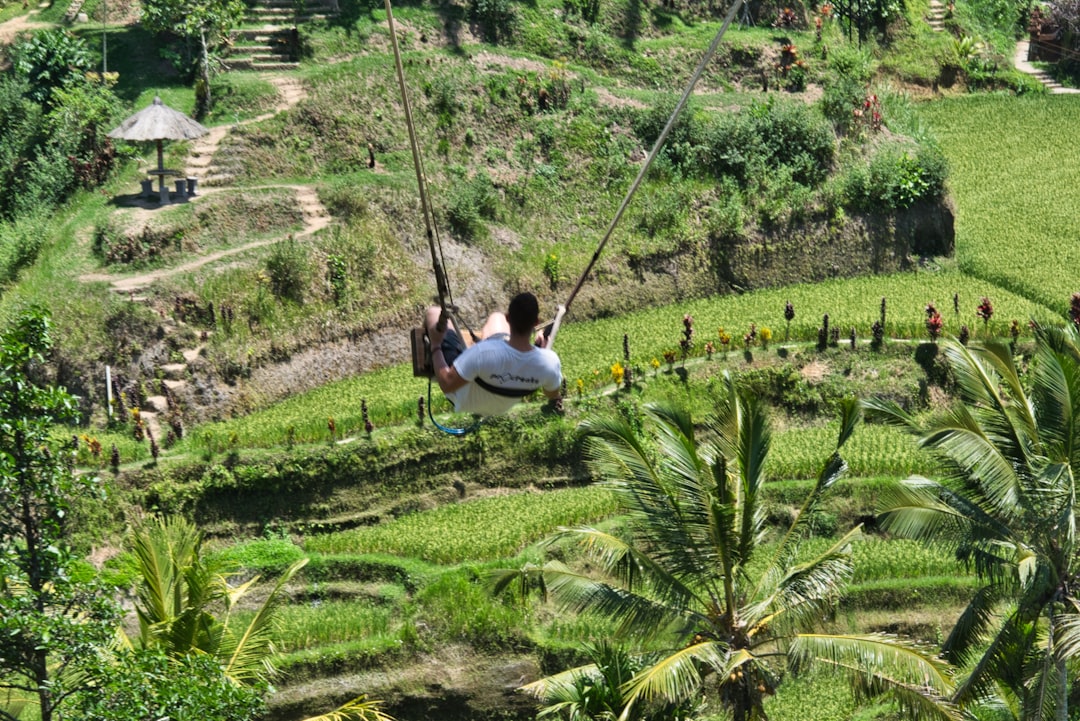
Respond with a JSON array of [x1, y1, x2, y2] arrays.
[[469, 0, 517, 43], [74, 649, 266, 721], [9, 29, 92, 105], [704, 98, 834, 187], [821, 75, 866, 134], [265, 236, 310, 302], [444, 170, 498, 240], [842, 143, 948, 211], [92, 220, 185, 266], [0, 213, 47, 282]]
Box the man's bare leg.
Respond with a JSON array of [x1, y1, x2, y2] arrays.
[[480, 312, 510, 340], [425, 306, 458, 337]]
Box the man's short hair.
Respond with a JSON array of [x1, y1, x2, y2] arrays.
[[507, 292, 540, 336]]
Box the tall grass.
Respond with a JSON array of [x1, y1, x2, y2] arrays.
[[919, 96, 1080, 314], [235, 601, 399, 653], [304, 486, 619, 563]]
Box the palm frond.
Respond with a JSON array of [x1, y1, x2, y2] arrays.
[[767, 526, 861, 627], [618, 641, 732, 720], [485, 563, 546, 601], [941, 584, 1005, 666], [835, 395, 862, 448], [791, 633, 957, 719], [300, 695, 395, 721], [862, 396, 921, 431], [1029, 343, 1080, 464], [922, 409, 1025, 521], [1051, 611, 1080, 660], [951, 607, 1037, 707], [539, 565, 697, 643], [878, 477, 975, 542], [582, 408, 728, 602], [220, 557, 307, 683]]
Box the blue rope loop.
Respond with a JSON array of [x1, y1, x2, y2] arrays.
[[427, 378, 480, 436]]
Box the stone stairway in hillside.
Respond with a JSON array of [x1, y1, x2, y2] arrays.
[[1014, 40, 1080, 94], [926, 0, 946, 32], [225, 0, 339, 71]]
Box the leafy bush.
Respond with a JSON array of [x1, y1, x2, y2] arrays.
[[842, 143, 948, 211], [821, 75, 867, 134], [92, 220, 185, 266], [73, 649, 266, 721], [444, 169, 498, 240], [0, 213, 47, 283], [9, 29, 91, 105], [265, 235, 310, 302], [703, 98, 835, 187], [469, 0, 517, 43]]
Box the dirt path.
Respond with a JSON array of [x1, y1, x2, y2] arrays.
[[0, 13, 49, 46], [81, 184, 329, 292], [84, 74, 326, 294]]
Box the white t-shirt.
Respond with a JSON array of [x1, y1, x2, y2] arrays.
[[447, 338, 562, 416]]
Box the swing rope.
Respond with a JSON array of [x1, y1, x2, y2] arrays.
[[385, 0, 744, 433], [384, 0, 478, 342], [559, 0, 745, 318]]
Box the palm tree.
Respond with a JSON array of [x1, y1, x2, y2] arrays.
[[127, 515, 306, 683], [868, 325, 1080, 721], [494, 374, 957, 721]]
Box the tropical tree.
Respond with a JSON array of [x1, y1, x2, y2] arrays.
[[0, 309, 117, 721], [139, 0, 246, 116], [494, 375, 958, 721], [869, 326, 1080, 721], [125, 515, 306, 683]]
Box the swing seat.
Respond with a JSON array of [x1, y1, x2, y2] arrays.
[[411, 327, 434, 378]]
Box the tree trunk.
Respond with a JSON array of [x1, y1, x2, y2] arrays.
[[1056, 654, 1067, 721], [196, 28, 212, 119]]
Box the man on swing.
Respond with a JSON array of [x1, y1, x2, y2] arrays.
[[425, 292, 562, 416]]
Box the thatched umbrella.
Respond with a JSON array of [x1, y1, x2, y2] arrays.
[[107, 96, 208, 191]]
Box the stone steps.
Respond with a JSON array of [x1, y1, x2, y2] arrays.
[[926, 0, 945, 31]]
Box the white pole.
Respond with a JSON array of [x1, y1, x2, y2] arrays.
[[106, 365, 112, 418]]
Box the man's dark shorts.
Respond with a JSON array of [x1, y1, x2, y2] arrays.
[[441, 329, 511, 367], [441, 328, 468, 367]]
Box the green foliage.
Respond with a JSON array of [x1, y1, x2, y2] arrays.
[[870, 327, 1080, 717], [919, 96, 1080, 312], [139, 0, 246, 74], [843, 143, 948, 211], [265, 236, 310, 303], [704, 97, 836, 187], [235, 600, 397, 654], [469, 0, 518, 43], [504, 390, 958, 721], [213, 536, 307, 575], [416, 570, 525, 649], [72, 649, 266, 721], [92, 219, 184, 266], [127, 515, 307, 684], [0, 213, 48, 284], [305, 487, 619, 563], [0, 68, 122, 222], [444, 169, 498, 240], [0, 309, 119, 721], [9, 29, 91, 105]]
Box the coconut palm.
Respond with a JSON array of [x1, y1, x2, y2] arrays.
[[868, 325, 1080, 721], [496, 374, 957, 721], [126, 515, 306, 684]]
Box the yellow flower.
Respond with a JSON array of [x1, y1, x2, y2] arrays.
[[650, 357, 661, 370], [576, 378, 585, 395], [610, 361, 625, 386]]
